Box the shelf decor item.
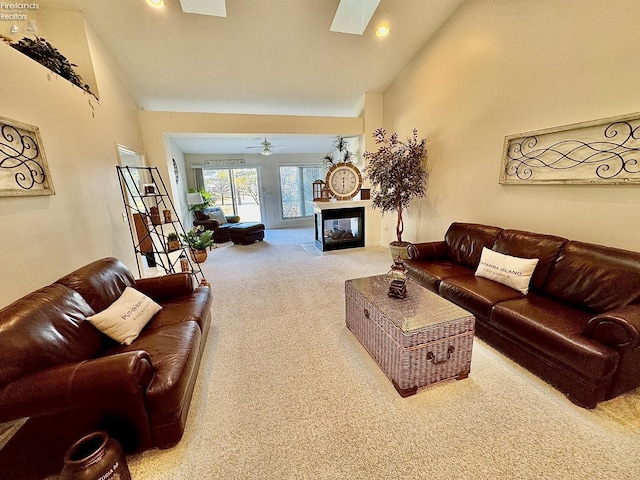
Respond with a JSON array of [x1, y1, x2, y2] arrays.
[[149, 206, 161, 225], [7, 35, 98, 100], [386, 260, 408, 299], [364, 127, 428, 260], [0, 116, 55, 197], [312, 179, 325, 201], [166, 232, 180, 252]]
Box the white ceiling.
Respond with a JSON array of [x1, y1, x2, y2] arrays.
[[47, 0, 464, 154], [170, 133, 349, 156]]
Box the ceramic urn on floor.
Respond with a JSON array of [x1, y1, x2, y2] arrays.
[[60, 431, 131, 480]]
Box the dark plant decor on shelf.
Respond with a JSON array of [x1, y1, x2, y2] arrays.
[[364, 128, 428, 247], [322, 136, 354, 166], [5, 35, 98, 100]]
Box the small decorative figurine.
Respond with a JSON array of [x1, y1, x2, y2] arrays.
[[386, 259, 408, 299], [179, 253, 190, 273]]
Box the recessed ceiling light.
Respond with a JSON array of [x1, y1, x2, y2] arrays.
[[376, 25, 390, 37], [146, 0, 165, 8]]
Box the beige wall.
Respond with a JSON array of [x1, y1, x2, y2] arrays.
[[0, 24, 143, 306], [382, 0, 640, 250]]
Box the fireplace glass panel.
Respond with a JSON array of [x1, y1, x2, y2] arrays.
[[315, 206, 364, 251]]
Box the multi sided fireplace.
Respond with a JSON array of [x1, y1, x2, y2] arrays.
[[315, 206, 365, 251]]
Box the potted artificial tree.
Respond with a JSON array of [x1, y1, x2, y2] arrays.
[[363, 127, 428, 261], [181, 226, 215, 263]]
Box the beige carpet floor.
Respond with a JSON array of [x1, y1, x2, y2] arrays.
[[122, 228, 640, 479]]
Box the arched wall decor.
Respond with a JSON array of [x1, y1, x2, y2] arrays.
[[500, 112, 640, 185]]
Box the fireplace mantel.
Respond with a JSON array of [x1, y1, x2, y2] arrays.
[[310, 200, 371, 211]]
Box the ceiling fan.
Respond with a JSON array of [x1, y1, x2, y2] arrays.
[[246, 138, 285, 156]]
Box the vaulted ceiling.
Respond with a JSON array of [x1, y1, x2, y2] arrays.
[[49, 0, 464, 153]]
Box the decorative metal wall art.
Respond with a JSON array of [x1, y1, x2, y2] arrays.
[[500, 112, 640, 185], [0, 116, 55, 196]]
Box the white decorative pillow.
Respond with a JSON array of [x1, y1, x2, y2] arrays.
[[87, 287, 162, 345], [207, 207, 227, 225], [475, 248, 539, 295]]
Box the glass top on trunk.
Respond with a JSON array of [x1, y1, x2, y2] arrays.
[[346, 274, 473, 332]]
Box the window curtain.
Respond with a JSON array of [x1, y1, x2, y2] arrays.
[[193, 167, 204, 191]]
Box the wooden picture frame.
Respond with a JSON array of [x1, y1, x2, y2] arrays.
[[0, 116, 55, 196], [500, 112, 640, 185]]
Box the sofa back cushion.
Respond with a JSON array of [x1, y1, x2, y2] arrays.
[[0, 284, 101, 388], [492, 229, 567, 293], [544, 241, 640, 312], [444, 223, 503, 269], [56, 257, 136, 313]]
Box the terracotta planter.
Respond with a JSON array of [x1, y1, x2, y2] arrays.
[[189, 249, 208, 263], [60, 431, 130, 480], [167, 240, 181, 252]]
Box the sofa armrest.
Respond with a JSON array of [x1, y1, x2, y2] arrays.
[[585, 306, 640, 349], [0, 351, 154, 423], [407, 241, 447, 262], [194, 218, 219, 229], [135, 273, 194, 301]]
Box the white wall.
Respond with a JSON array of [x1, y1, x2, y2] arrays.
[[0, 23, 144, 306], [382, 0, 640, 250]]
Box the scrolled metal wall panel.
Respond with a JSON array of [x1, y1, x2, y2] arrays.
[[0, 116, 55, 196], [500, 112, 640, 185]]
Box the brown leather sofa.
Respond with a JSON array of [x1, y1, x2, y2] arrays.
[[0, 257, 212, 479], [405, 222, 640, 409]]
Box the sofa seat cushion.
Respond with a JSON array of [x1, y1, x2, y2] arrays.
[[439, 274, 524, 321], [492, 296, 618, 380], [404, 260, 472, 292], [104, 321, 201, 427], [145, 287, 212, 337]]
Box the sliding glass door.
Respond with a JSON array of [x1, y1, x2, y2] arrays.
[[201, 167, 262, 222]]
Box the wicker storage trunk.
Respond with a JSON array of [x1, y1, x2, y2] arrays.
[[345, 275, 475, 397]]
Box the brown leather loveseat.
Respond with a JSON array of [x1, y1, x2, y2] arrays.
[[405, 222, 640, 409], [0, 257, 212, 479]]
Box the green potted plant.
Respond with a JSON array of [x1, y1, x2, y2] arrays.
[[166, 232, 181, 252], [322, 136, 354, 166], [188, 188, 215, 213], [180, 226, 215, 263], [363, 127, 428, 260]]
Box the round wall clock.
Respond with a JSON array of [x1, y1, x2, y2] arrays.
[[325, 162, 362, 200]]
